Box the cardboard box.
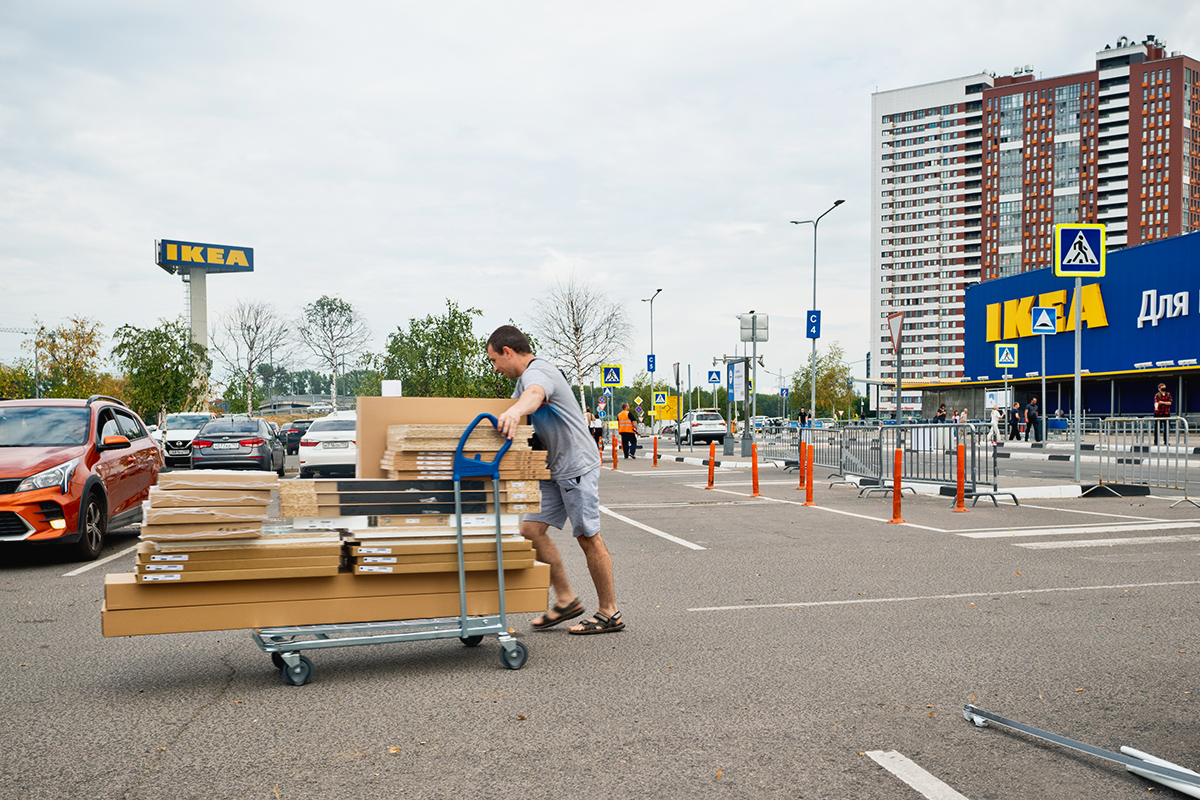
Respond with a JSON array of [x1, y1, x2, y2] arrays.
[[135, 564, 341, 583], [104, 563, 551, 610], [155, 471, 280, 491], [352, 557, 535, 574], [348, 539, 530, 556], [139, 523, 264, 542], [101, 587, 549, 636], [148, 487, 272, 507], [137, 541, 343, 562], [141, 503, 268, 526], [355, 397, 521, 479], [138, 556, 340, 572]]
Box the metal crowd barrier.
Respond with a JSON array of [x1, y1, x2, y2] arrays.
[[1098, 416, 1193, 502], [756, 423, 1010, 504]]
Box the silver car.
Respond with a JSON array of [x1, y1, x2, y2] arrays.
[[190, 416, 285, 476]]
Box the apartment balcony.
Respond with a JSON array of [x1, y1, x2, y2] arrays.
[[1098, 123, 1129, 138], [1098, 150, 1129, 166], [1105, 219, 1128, 232], [1098, 135, 1129, 151], [1098, 178, 1129, 192], [1098, 110, 1130, 125], [1097, 202, 1128, 218], [1099, 95, 1130, 112]]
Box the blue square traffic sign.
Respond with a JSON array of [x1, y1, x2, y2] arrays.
[[806, 310, 821, 339], [1054, 224, 1105, 277]]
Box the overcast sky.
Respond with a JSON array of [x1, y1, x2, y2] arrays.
[[2, 2, 1197, 398]]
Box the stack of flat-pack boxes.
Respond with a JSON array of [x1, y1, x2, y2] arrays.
[[102, 405, 553, 638]]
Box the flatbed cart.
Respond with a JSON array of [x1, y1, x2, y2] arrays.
[[251, 413, 529, 686]]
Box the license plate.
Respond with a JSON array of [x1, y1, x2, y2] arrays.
[[324, 441, 349, 449], [211, 442, 238, 450], [167, 449, 189, 456]]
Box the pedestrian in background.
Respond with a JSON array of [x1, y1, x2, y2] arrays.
[[617, 403, 637, 459], [935, 403, 946, 424], [1025, 397, 1041, 442], [588, 407, 603, 448], [1008, 400, 1022, 441], [989, 406, 1001, 442], [1153, 382, 1173, 445], [798, 407, 808, 427]]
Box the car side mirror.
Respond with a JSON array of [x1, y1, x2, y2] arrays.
[[97, 435, 132, 451]]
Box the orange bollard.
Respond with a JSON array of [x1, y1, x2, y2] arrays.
[[954, 443, 969, 513], [705, 441, 715, 489], [653, 435, 659, 467], [751, 443, 761, 497], [796, 440, 807, 490], [803, 444, 816, 506], [888, 448, 905, 523], [611, 433, 619, 470], [598, 435, 603, 465]]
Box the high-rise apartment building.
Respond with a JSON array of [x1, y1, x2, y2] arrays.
[[871, 36, 1200, 414]]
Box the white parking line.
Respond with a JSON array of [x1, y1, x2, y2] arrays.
[[865, 751, 971, 800], [62, 543, 138, 577], [598, 506, 705, 550], [1016, 533, 1200, 549], [960, 520, 1200, 539], [687, 580, 1200, 612]]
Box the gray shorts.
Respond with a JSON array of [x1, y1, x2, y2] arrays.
[[523, 467, 601, 537]]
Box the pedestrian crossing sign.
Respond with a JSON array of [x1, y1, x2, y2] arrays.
[[653, 392, 667, 406], [995, 344, 1018, 369], [1054, 223, 1105, 278], [601, 365, 623, 387]]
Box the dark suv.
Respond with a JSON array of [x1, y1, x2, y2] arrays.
[[281, 418, 315, 455], [0, 396, 162, 560]]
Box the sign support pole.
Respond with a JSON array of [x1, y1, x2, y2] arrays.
[[1080, 275, 1089, 482], [1041, 332, 1047, 443]]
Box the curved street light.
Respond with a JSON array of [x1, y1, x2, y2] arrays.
[[790, 199, 844, 423]]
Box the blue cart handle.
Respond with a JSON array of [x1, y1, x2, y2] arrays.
[[452, 413, 514, 480]]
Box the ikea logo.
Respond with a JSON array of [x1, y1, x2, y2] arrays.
[[984, 284, 1108, 342], [156, 239, 254, 273]]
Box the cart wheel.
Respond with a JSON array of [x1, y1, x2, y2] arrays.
[[283, 655, 313, 686], [499, 641, 528, 670], [270, 652, 286, 671], [460, 635, 484, 647]]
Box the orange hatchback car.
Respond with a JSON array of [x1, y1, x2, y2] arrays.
[[0, 396, 162, 560]]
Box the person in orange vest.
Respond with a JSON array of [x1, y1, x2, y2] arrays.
[[617, 402, 637, 459]]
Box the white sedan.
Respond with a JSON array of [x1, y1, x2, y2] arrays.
[[298, 412, 357, 478]]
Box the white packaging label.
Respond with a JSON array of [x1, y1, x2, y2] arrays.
[[145, 564, 184, 571], [362, 556, 398, 564], [359, 565, 394, 573], [141, 574, 182, 581], [357, 547, 390, 555], [149, 554, 189, 562]]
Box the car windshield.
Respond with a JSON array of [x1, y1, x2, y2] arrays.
[[164, 414, 212, 428], [307, 419, 356, 433], [694, 413, 723, 422], [199, 419, 262, 435], [0, 406, 90, 447]]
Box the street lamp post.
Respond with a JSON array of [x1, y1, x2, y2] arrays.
[[791, 200, 845, 423], [642, 288, 662, 429]]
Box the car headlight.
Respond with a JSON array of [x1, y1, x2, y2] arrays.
[[17, 457, 80, 495]]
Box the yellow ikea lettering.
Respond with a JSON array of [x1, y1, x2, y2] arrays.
[[225, 250, 249, 268], [1002, 296, 1035, 339], [181, 245, 206, 262], [207, 248, 224, 264], [165, 243, 178, 261], [986, 284, 1107, 342]]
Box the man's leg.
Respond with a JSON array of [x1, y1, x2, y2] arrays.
[[520, 519, 577, 622], [574, 532, 616, 619]]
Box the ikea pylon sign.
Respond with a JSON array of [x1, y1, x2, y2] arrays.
[[965, 234, 1200, 380], [156, 239, 254, 274]]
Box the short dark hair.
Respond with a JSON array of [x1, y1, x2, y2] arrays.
[[487, 325, 532, 355]]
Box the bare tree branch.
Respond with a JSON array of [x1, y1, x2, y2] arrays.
[[529, 275, 632, 411], [209, 300, 291, 412]]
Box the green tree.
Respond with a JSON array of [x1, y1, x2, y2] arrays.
[[791, 341, 858, 419], [298, 295, 371, 409], [374, 300, 512, 399], [38, 317, 106, 399], [111, 317, 211, 421], [0, 359, 35, 399], [221, 370, 265, 414]]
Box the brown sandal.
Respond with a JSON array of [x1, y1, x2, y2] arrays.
[[531, 598, 584, 629]]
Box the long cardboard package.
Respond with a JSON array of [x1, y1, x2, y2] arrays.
[[101, 588, 548, 636]]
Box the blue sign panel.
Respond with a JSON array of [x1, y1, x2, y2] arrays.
[[647, 354, 656, 373], [156, 239, 254, 274], [707, 370, 721, 384], [780, 388, 789, 397], [965, 235, 1200, 380], [806, 310, 821, 339], [1054, 224, 1106, 278], [1031, 306, 1057, 335]]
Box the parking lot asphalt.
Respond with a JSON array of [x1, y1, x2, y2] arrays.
[[2, 455, 1198, 799]]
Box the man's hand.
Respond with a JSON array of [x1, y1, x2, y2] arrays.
[[496, 384, 546, 439], [496, 407, 523, 440]]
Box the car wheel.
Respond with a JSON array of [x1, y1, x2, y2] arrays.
[[276, 455, 286, 478], [75, 491, 106, 561], [299, 468, 313, 479]]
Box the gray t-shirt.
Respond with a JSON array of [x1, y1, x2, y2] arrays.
[[513, 358, 601, 480]]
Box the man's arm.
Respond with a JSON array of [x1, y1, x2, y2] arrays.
[[496, 384, 546, 439]]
